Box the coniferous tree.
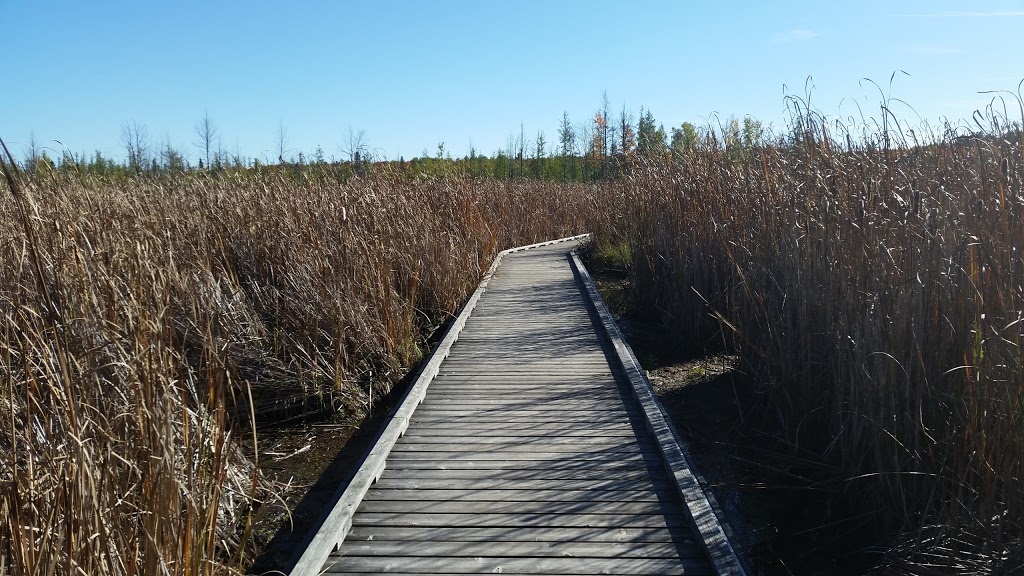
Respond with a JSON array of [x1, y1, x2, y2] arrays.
[[533, 131, 546, 179], [591, 111, 607, 175], [557, 111, 576, 181], [24, 132, 39, 172], [618, 105, 636, 169], [600, 92, 612, 178], [161, 139, 186, 171], [637, 108, 659, 159]]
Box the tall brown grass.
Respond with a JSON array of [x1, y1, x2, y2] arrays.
[[596, 101, 1024, 570], [0, 157, 602, 575], [6, 93, 1023, 574]]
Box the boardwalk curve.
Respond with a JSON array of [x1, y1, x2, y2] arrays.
[[286, 236, 745, 575]]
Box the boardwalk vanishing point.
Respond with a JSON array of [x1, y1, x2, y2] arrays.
[[286, 236, 746, 575]]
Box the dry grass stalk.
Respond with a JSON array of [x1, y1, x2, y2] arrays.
[[597, 101, 1024, 570], [0, 159, 604, 575]]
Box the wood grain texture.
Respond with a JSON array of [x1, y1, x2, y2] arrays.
[[323, 556, 713, 575], [335, 540, 703, 558], [343, 526, 693, 543], [286, 235, 589, 576], [569, 251, 749, 576], [290, 236, 742, 576]]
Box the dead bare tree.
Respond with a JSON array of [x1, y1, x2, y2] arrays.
[[121, 120, 149, 174], [193, 111, 218, 170], [276, 120, 290, 164], [517, 122, 526, 177], [341, 126, 369, 162]]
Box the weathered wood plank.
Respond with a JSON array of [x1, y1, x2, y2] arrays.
[[396, 435, 643, 445], [424, 385, 620, 392], [445, 350, 605, 357], [291, 238, 733, 576], [335, 540, 702, 559], [390, 444, 649, 455], [379, 460, 653, 471], [419, 400, 626, 410], [412, 400, 630, 408], [382, 458, 659, 469], [425, 380, 619, 388], [384, 456, 662, 466], [417, 401, 627, 410], [362, 487, 677, 502], [405, 413, 634, 422], [350, 512, 693, 529], [398, 425, 639, 436], [286, 235, 591, 576], [399, 427, 638, 436], [435, 372, 617, 378], [376, 467, 669, 482], [423, 390, 622, 397], [438, 361, 612, 367], [411, 408, 643, 417], [410, 410, 643, 419], [424, 387, 619, 393], [569, 251, 747, 576], [423, 390, 620, 396], [387, 438, 659, 448], [356, 499, 676, 516], [323, 555, 712, 575], [433, 376, 618, 382], [393, 434, 655, 445], [450, 337, 600, 344], [430, 374, 618, 382], [343, 526, 691, 544], [370, 476, 673, 490]]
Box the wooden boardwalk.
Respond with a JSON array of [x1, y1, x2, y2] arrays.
[[288, 237, 745, 576]]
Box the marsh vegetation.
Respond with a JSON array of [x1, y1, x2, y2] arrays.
[[3, 89, 1024, 574]]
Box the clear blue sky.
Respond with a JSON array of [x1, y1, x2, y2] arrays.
[[4, 0, 1023, 164]]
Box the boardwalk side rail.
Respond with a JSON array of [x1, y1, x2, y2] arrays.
[[568, 249, 749, 576], [286, 234, 591, 576]]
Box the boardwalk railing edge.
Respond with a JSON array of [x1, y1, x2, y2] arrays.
[[285, 233, 591, 576], [568, 248, 750, 576]]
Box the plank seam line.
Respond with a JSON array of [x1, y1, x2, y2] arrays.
[[568, 248, 750, 576], [285, 234, 588, 576]]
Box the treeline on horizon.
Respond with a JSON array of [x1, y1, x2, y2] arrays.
[[23, 106, 1023, 185], [17, 92, 776, 182]]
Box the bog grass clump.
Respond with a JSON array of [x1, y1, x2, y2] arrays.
[[0, 158, 605, 575], [600, 99, 1024, 570]]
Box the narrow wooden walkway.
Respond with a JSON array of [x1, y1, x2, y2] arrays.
[[288, 238, 744, 575]]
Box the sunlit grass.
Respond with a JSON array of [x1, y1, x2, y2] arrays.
[[601, 98, 1024, 569], [4, 89, 1023, 573], [0, 161, 601, 575]]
